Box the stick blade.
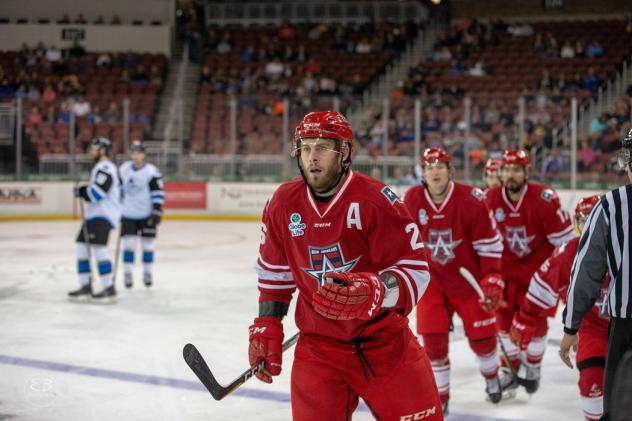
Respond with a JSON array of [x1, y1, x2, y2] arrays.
[[183, 343, 227, 400]]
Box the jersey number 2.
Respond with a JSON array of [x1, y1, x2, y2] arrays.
[[405, 223, 423, 250]]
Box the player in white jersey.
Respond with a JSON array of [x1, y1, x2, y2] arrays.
[[68, 137, 121, 300], [119, 140, 164, 288]]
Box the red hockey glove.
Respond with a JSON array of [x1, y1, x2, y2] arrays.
[[312, 272, 385, 321], [479, 273, 505, 312], [509, 310, 537, 350], [248, 316, 284, 384]]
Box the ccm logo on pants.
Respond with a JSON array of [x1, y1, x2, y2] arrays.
[[399, 406, 438, 420]]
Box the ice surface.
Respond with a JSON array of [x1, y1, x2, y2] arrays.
[[0, 221, 584, 420]]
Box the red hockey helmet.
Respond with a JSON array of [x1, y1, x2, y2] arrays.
[[574, 195, 600, 222], [293, 110, 354, 153], [420, 147, 451, 167], [502, 149, 530, 166], [484, 158, 502, 175]]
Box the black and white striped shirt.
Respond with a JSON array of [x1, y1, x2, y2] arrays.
[[563, 185, 632, 334]]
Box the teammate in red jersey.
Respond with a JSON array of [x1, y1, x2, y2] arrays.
[[483, 158, 502, 191], [485, 149, 576, 393], [510, 195, 607, 420], [404, 147, 507, 412], [248, 110, 442, 420]]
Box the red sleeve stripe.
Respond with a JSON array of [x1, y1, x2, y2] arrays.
[[257, 256, 290, 271]]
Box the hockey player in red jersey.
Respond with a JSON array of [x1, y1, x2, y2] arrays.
[[404, 147, 506, 413], [248, 111, 442, 420], [485, 149, 575, 393], [510, 195, 607, 420], [483, 158, 502, 190]]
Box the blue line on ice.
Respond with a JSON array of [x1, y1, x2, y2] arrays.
[[0, 354, 522, 421]]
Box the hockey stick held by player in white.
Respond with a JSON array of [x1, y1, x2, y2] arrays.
[[183, 332, 300, 401]]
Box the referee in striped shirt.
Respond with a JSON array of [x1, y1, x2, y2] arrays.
[[560, 128, 632, 421]]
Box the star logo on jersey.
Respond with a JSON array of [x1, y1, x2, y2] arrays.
[[303, 243, 361, 286], [505, 226, 535, 257], [427, 229, 462, 265]]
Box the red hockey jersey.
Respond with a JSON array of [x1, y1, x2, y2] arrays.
[[524, 237, 609, 331], [485, 183, 575, 285], [255, 170, 431, 341], [404, 181, 503, 299]]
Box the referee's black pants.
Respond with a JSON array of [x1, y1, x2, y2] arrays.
[[601, 317, 632, 421]]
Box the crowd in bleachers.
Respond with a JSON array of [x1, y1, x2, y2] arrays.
[[357, 17, 632, 182], [190, 21, 421, 154], [0, 43, 167, 154]]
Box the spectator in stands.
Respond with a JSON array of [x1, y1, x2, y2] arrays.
[[131, 64, 149, 85], [103, 102, 121, 124], [579, 139, 597, 171], [278, 22, 297, 41], [574, 40, 585, 57], [68, 41, 86, 59], [590, 113, 610, 135], [586, 40, 604, 57], [538, 69, 554, 90], [319, 73, 337, 95], [557, 71, 568, 92], [301, 72, 317, 93], [507, 23, 533, 37], [448, 59, 464, 74], [149, 65, 163, 88], [200, 65, 212, 85], [72, 96, 91, 118], [468, 60, 487, 76], [74, 14, 87, 24], [264, 57, 284, 80], [560, 41, 575, 59], [533, 33, 544, 52], [45, 45, 62, 62], [26, 84, 40, 101], [434, 46, 452, 62], [58, 101, 71, 124], [240, 45, 257, 62], [542, 148, 564, 178], [583, 67, 600, 92], [57, 14, 70, 24], [216, 33, 232, 55], [304, 58, 322, 75], [86, 105, 102, 124], [94, 15, 105, 25], [356, 38, 372, 54], [27, 106, 42, 124], [14, 84, 27, 99], [96, 52, 112, 67]]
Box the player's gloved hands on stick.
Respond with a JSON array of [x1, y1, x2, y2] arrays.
[[312, 272, 385, 321], [509, 309, 537, 350], [479, 273, 505, 312], [248, 316, 284, 383], [73, 185, 90, 201]]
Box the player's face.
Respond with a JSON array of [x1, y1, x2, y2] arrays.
[[298, 137, 346, 194], [89, 145, 102, 162], [423, 162, 450, 196], [502, 164, 527, 194], [484, 171, 501, 189], [131, 151, 145, 167]]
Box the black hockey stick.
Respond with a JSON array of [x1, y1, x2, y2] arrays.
[[183, 332, 300, 400], [79, 199, 95, 292], [458, 267, 519, 382]]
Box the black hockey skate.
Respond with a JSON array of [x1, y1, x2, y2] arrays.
[[497, 367, 518, 400], [485, 376, 502, 404], [68, 284, 92, 300], [124, 272, 133, 288], [143, 272, 152, 287], [517, 364, 540, 394], [92, 286, 117, 301]]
